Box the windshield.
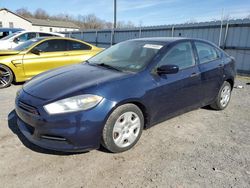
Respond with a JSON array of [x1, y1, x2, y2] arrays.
[[0, 31, 22, 40], [13, 38, 43, 51], [88, 40, 164, 72]]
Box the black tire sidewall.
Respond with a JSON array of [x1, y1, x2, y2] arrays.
[[102, 104, 144, 153], [0, 64, 13, 89]]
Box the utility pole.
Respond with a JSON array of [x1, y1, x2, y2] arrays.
[[111, 0, 117, 46], [114, 0, 117, 29]]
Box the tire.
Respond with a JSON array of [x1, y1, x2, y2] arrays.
[[210, 81, 232, 110], [0, 64, 13, 89], [102, 104, 144, 153]]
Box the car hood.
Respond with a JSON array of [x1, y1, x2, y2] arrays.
[[0, 50, 20, 56], [23, 63, 130, 100], [0, 40, 11, 50]]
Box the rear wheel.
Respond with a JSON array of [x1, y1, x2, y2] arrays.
[[0, 64, 13, 89], [210, 81, 232, 110], [102, 104, 144, 153]]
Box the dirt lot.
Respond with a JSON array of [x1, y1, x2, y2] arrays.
[[0, 77, 250, 188]]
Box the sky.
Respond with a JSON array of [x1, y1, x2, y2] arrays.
[[0, 0, 250, 26]]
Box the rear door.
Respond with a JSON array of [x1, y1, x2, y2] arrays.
[[22, 39, 68, 79], [194, 41, 224, 105], [149, 41, 202, 122], [64, 40, 95, 65]]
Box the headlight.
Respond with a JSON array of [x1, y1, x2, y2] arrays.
[[44, 94, 103, 115]]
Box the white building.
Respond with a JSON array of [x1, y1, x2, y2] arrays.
[[0, 8, 79, 32]]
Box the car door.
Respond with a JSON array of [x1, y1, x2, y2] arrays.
[[12, 32, 37, 48], [22, 39, 68, 79], [149, 41, 202, 123], [194, 41, 224, 105], [63, 40, 95, 66]]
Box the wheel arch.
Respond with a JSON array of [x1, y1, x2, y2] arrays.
[[225, 78, 234, 90], [110, 99, 150, 129]]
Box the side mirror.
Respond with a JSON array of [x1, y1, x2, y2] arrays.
[[30, 48, 41, 55], [13, 38, 20, 43], [157, 65, 179, 75]]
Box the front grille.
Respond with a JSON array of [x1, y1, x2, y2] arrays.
[[18, 101, 39, 115]]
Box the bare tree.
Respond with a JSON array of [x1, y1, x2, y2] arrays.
[[76, 14, 107, 29], [52, 13, 74, 21], [15, 7, 135, 29], [116, 21, 135, 28], [104, 22, 113, 29], [34, 8, 49, 19], [15, 8, 33, 18], [184, 18, 198, 24]]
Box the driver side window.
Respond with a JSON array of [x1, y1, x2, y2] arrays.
[[34, 39, 67, 52], [18, 32, 36, 42], [158, 42, 195, 70]]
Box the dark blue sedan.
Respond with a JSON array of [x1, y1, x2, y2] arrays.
[[15, 38, 236, 153]]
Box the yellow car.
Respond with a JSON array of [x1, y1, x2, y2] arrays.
[[0, 37, 102, 88]]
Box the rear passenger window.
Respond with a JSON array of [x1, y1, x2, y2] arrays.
[[195, 42, 219, 64], [39, 33, 53, 37], [67, 40, 91, 51], [158, 42, 195, 70]]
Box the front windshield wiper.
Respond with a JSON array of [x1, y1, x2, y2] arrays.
[[94, 63, 122, 72]]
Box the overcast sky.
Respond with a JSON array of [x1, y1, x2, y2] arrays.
[[1, 0, 250, 26]]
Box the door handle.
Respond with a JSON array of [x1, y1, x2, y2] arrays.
[[218, 64, 223, 67], [190, 72, 200, 77]]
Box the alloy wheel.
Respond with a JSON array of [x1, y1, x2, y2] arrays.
[[0, 66, 11, 88]]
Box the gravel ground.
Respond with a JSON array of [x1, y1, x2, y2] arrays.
[[0, 77, 249, 188]]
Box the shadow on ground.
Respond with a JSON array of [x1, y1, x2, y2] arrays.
[[7, 110, 89, 156]]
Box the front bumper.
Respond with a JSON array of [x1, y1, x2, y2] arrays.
[[15, 90, 116, 152]]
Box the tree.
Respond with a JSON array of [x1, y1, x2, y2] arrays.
[[185, 18, 198, 24], [34, 8, 49, 19], [14, 7, 135, 29], [15, 8, 33, 18], [116, 21, 135, 28]]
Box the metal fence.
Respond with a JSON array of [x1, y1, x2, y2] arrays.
[[62, 19, 250, 75]]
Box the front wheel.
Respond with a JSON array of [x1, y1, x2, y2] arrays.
[[0, 64, 13, 89], [210, 81, 232, 110], [102, 104, 144, 153]]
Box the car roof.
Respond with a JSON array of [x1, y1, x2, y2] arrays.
[[131, 37, 188, 43], [14, 30, 64, 36], [130, 37, 214, 45], [35, 36, 83, 41], [32, 37, 95, 46], [0, 28, 24, 32]]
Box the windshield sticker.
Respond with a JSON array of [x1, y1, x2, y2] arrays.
[[143, 44, 163, 50]]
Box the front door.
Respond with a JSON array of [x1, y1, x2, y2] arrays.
[[12, 32, 37, 48], [22, 39, 68, 79], [149, 41, 202, 123]]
